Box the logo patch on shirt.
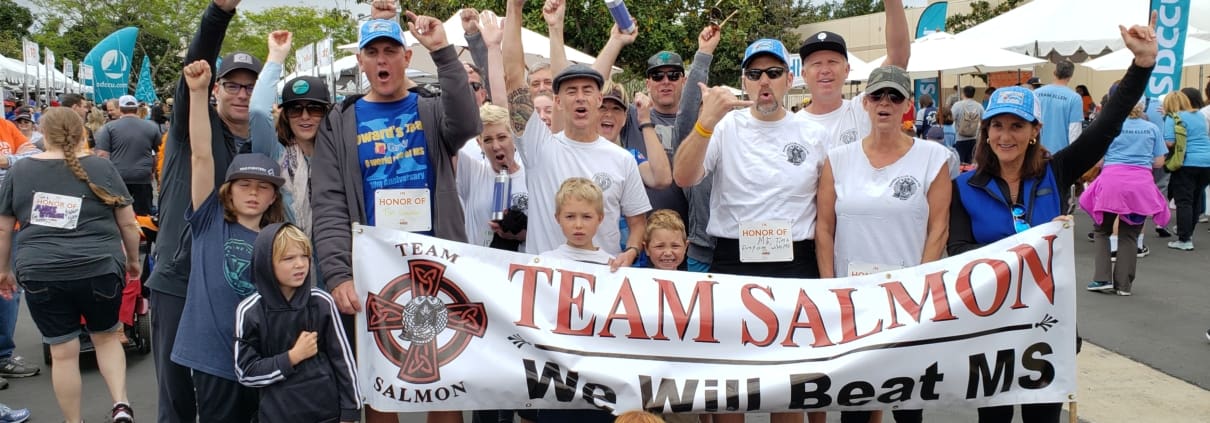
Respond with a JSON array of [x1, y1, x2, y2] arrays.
[[223, 238, 256, 297], [511, 192, 529, 212], [840, 128, 858, 145], [783, 143, 807, 165], [891, 175, 921, 200], [591, 172, 613, 191]]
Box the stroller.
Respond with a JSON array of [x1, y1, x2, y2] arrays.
[[41, 214, 156, 364]]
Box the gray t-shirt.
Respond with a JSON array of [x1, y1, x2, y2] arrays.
[[95, 116, 161, 184], [0, 156, 132, 282]]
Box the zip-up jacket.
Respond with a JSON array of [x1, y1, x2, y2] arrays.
[[948, 63, 1153, 253], [311, 44, 481, 292], [235, 223, 361, 422]]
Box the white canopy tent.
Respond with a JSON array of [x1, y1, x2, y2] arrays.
[[0, 54, 87, 93], [955, 0, 1179, 57], [283, 55, 434, 96], [868, 32, 1045, 77], [1083, 37, 1210, 71]]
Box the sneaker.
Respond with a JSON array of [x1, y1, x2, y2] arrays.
[[0, 404, 29, 423], [1167, 240, 1195, 251], [0, 357, 37, 378], [1086, 281, 1114, 292], [1137, 245, 1150, 258], [111, 402, 133, 423], [1200, 215, 1209, 223], [1156, 226, 1173, 238], [1086, 232, 1095, 242], [1116, 290, 1132, 296]]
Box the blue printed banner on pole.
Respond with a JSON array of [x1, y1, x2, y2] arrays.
[[913, 2, 946, 109], [81, 27, 139, 102], [1147, 0, 1190, 97], [915, 78, 939, 110], [135, 56, 158, 104]]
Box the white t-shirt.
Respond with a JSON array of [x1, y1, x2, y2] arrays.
[[541, 244, 614, 265], [828, 138, 950, 276], [455, 148, 529, 248], [797, 93, 870, 151], [700, 109, 828, 241], [517, 114, 652, 255]]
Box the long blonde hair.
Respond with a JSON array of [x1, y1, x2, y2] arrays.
[[40, 107, 128, 207]]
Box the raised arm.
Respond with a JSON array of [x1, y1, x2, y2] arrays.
[[504, 0, 534, 135], [480, 10, 508, 110], [634, 93, 671, 189], [462, 8, 493, 98], [675, 25, 720, 144], [185, 60, 215, 210], [881, 0, 910, 68], [543, 0, 569, 77], [172, 0, 242, 147], [590, 23, 637, 80], [406, 10, 482, 151], [251, 30, 290, 160]]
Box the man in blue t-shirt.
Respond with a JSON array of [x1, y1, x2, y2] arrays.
[[311, 11, 481, 423], [1034, 60, 1084, 153]]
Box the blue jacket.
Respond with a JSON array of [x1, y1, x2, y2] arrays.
[[954, 167, 1062, 247]]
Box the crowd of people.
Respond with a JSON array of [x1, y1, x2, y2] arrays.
[[0, 0, 1187, 422]]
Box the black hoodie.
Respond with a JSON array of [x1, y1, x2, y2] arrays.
[[235, 223, 361, 422]]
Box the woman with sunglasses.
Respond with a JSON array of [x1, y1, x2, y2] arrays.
[[816, 65, 953, 423], [250, 30, 330, 235], [947, 17, 1156, 423]]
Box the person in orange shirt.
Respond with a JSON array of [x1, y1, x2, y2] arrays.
[[0, 119, 36, 178]]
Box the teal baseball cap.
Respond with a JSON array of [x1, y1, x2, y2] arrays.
[[741, 38, 790, 69], [359, 19, 407, 50]]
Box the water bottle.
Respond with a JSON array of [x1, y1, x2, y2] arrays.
[[604, 0, 636, 34], [491, 168, 510, 221]]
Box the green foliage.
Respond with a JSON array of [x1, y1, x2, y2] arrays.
[[224, 6, 358, 72], [947, 0, 1025, 34], [0, 0, 33, 58]]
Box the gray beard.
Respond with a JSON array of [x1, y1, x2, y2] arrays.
[[756, 101, 782, 116]]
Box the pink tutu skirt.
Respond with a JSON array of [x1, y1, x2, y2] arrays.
[[1079, 164, 1170, 227]]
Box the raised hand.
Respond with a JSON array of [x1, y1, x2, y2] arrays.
[[370, 0, 397, 20], [460, 8, 481, 35], [1121, 10, 1158, 68], [698, 24, 721, 55], [183, 60, 211, 92], [697, 82, 752, 130], [542, 0, 565, 31], [480, 10, 503, 47], [405, 10, 450, 51], [213, 0, 241, 13], [609, 20, 638, 46], [267, 30, 292, 64], [634, 91, 653, 120]]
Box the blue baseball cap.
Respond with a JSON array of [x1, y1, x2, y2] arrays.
[[359, 19, 407, 50], [983, 86, 1042, 123], [741, 38, 790, 69]]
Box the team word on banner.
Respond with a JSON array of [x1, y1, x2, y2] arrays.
[[353, 223, 1077, 414]]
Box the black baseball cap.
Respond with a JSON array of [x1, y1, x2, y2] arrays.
[[281, 76, 331, 105], [798, 31, 848, 61], [225, 153, 284, 187], [216, 52, 263, 80], [552, 64, 604, 93]]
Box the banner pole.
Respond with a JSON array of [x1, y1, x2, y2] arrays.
[[1068, 401, 1078, 423]]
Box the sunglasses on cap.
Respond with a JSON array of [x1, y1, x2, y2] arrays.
[[868, 88, 907, 104], [647, 70, 683, 82], [1011, 203, 1030, 233], [285, 103, 328, 118], [743, 67, 787, 81]]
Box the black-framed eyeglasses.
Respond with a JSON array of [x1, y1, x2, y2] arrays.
[[1011, 204, 1030, 233], [220, 81, 255, 95], [647, 70, 683, 82], [470, 82, 483, 92], [285, 103, 328, 118], [868, 89, 907, 104], [743, 67, 787, 81]]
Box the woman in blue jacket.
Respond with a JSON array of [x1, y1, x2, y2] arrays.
[[947, 18, 1156, 423]]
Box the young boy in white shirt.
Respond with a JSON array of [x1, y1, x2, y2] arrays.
[[541, 178, 614, 265]]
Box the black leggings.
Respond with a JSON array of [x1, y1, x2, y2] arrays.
[[977, 403, 1063, 423]]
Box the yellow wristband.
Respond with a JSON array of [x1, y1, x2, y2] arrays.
[[694, 122, 713, 138]]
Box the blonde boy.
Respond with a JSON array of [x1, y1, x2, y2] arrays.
[[541, 178, 613, 265]]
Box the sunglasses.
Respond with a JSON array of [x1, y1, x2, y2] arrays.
[[1011, 204, 1030, 233], [470, 82, 483, 92], [285, 103, 328, 118], [220, 81, 255, 95], [647, 70, 683, 82], [743, 67, 787, 81], [868, 89, 907, 104]]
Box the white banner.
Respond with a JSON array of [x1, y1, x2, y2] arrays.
[[22, 39, 39, 67], [64, 59, 73, 80], [79, 64, 93, 81], [353, 223, 1077, 414], [295, 43, 316, 73], [317, 37, 334, 67]]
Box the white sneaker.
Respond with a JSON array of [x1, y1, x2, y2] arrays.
[[1167, 240, 1194, 251]]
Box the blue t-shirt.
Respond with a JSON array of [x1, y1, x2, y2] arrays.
[[171, 193, 259, 380], [1165, 111, 1210, 168], [355, 95, 432, 232], [1034, 85, 1083, 154], [1104, 118, 1166, 167]]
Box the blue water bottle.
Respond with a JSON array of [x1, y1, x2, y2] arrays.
[[604, 0, 636, 34], [491, 168, 510, 221]]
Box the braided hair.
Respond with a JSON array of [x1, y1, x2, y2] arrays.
[[40, 107, 128, 207]]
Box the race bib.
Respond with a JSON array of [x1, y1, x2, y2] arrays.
[[848, 262, 904, 277], [374, 188, 432, 232], [30, 192, 82, 230], [739, 220, 793, 263]]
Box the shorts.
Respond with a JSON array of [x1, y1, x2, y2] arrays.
[[22, 274, 124, 345]]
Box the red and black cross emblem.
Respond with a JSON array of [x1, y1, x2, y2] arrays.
[[366, 259, 488, 384]]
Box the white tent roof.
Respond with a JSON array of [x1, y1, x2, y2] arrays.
[[1083, 37, 1210, 71], [956, 0, 1171, 56], [868, 32, 1045, 77]]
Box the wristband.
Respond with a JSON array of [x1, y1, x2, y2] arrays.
[[623, 246, 640, 256], [639, 122, 656, 131], [694, 122, 713, 138]]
